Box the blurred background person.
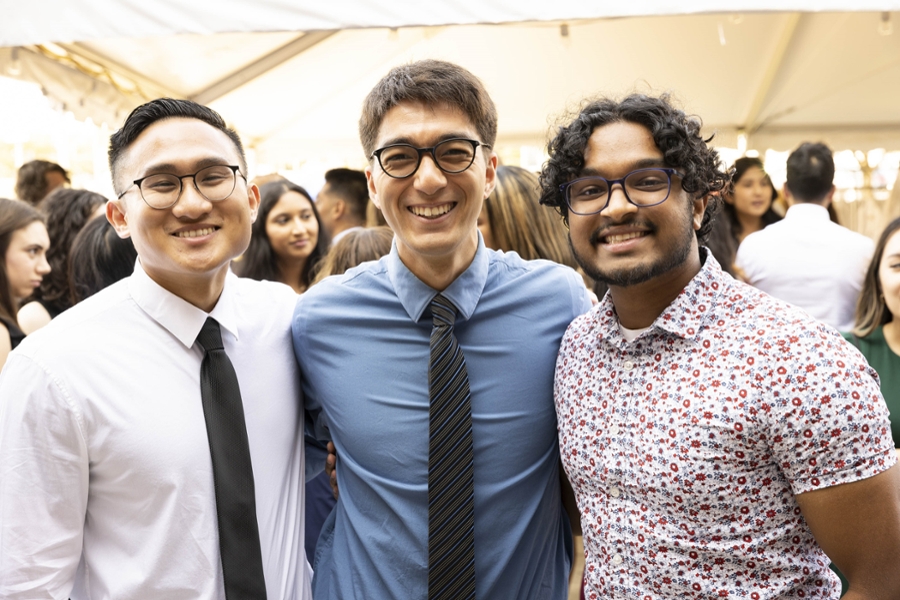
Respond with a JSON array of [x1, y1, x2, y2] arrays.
[[707, 156, 781, 278], [68, 215, 138, 304], [0, 198, 50, 368], [315, 168, 369, 245], [304, 225, 394, 563], [17, 189, 107, 333], [235, 180, 328, 294], [847, 216, 900, 448], [15, 160, 70, 207]]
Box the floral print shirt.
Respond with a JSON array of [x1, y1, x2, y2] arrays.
[[555, 253, 895, 599]]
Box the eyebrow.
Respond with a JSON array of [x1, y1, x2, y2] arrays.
[[138, 156, 236, 178], [580, 157, 668, 177], [377, 132, 477, 149]]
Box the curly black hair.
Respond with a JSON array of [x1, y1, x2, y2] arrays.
[[539, 93, 731, 243]]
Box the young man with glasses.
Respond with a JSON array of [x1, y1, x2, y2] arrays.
[[0, 99, 313, 599], [293, 60, 591, 599], [540, 93, 900, 599]]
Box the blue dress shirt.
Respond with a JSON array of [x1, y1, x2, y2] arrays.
[[292, 238, 591, 600]]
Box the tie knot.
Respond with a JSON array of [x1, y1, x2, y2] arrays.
[[430, 294, 458, 328], [196, 317, 225, 352]]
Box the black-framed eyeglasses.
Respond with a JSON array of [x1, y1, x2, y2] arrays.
[[116, 165, 246, 210], [559, 168, 684, 216], [371, 138, 490, 179]]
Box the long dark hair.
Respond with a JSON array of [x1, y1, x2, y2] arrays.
[[0, 198, 45, 325], [68, 215, 138, 303], [32, 188, 106, 314], [721, 156, 781, 238], [853, 216, 900, 337], [235, 180, 329, 289]]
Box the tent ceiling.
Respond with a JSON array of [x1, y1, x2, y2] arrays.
[[2, 4, 900, 168]]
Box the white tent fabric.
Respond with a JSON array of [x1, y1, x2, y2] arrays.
[[2, 2, 900, 170]]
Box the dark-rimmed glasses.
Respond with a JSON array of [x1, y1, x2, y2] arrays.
[[560, 168, 684, 215], [371, 138, 490, 179], [116, 165, 246, 210]]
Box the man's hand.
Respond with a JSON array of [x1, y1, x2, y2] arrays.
[[325, 441, 339, 499]]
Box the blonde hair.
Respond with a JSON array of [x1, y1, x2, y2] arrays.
[[484, 166, 577, 268], [853, 216, 900, 337], [312, 227, 394, 284]]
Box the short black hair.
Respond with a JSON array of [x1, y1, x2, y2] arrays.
[[539, 93, 730, 244], [15, 160, 70, 206], [785, 142, 834, 203], [323, 168, 369, 223], [108, 98, 246, 195]]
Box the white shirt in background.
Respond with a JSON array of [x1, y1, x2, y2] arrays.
[[0, 262, 312, 600], [735, 202, 874, 332]]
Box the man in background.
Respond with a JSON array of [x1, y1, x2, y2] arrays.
[[315, 167, 369, 244], [736, 141, 874, 331], [15, 159, 69, 206]]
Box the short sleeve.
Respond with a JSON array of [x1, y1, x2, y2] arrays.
[[0, 353, 89, 599]]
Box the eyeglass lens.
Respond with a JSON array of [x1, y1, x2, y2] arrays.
[[379, 139, 477, 178], [139, 165, 237, 208], [566, 169, 673, 213]]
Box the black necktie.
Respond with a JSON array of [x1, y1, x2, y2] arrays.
[[196, 317, 268, 599], [428, 294, 476, 600]]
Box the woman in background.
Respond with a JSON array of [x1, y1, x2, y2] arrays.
[[68, 215, 138, 303], [846, 216, 900, 448], [18, 188, 106, 332], [312, 226, 393, 285], [0, 198, 50, 368], [708, 156, 781, 277], [236, 180, 328, 294]]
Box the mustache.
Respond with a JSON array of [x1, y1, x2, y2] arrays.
[[588, 219, 656, 245]]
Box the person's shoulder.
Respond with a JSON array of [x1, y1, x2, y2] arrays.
[[305, 257, 390, 301], [232, 275, 297, 305], [834, 223, 876, 251], [487, 248, 581, 285]]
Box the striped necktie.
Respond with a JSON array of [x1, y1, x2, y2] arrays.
[[427, 294, 476, 600]]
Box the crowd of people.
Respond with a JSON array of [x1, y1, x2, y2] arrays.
[[0, 58, 899, 600]]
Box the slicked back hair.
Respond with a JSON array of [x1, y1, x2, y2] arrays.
[[359, 59, 498, 159], [108, 98, 246, 195], [785, 142, 834, 203], [539, 93, 731, 244]]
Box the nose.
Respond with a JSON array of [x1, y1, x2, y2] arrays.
[[37, 253, 51, 275], [171, 178, 213, 218], [413, 152, 448, 195], [599, 183, 638, 220]]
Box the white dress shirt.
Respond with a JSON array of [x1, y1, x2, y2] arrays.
[[735, 202, 875, 331], [0, 262, 312, 600]]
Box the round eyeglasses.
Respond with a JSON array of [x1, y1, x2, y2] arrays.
[[560, 168, 684, 215], [116, 165, 246, 210], [371, 138, 490, 179]]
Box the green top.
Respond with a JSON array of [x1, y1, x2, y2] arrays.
[[845, 326, 900, 448]]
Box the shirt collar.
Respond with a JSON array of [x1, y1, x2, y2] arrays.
[[387, 234, 489, 323], [128, 259, 241, 348], [785, 202, 829, 220], [596, 248, 726, 344]]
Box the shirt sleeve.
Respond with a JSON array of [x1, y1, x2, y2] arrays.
[[0, 353, 89, 599], [291, 295, 331, 481], [762, 324, 896, 495]]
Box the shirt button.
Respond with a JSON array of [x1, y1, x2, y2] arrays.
[[612, 553, 623, 565], [609, 486, 621, 498], [623, 360, 634, 371], [609, 424, 620, 436]]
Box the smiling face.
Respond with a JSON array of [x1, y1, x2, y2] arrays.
[[266, 190, 319, 268], [5, 221, 51, 302], [366, 101, 497, 285], [880, 229, 900, 322], [567, 120, 706, 291], [107, 118, 259, 301], [728, 165, 773, 219]]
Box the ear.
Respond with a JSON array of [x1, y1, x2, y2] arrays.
[[247, 182, 261, 223], [107, 199, 131, 239], [366, 165, 381, 210], [482, 151, 498, 199], [332, 199, 346, 219], [692, 194, 710, 231]]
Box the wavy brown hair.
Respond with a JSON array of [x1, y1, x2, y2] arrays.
[[853, 216, 900, 337], [0, 199, 45, 325], [312, 227, 394, 285]]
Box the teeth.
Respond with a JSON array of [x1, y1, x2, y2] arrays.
[[175, 227, 215, 238], [410, 203, 452, 218], [605, 232, 645, 244]]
